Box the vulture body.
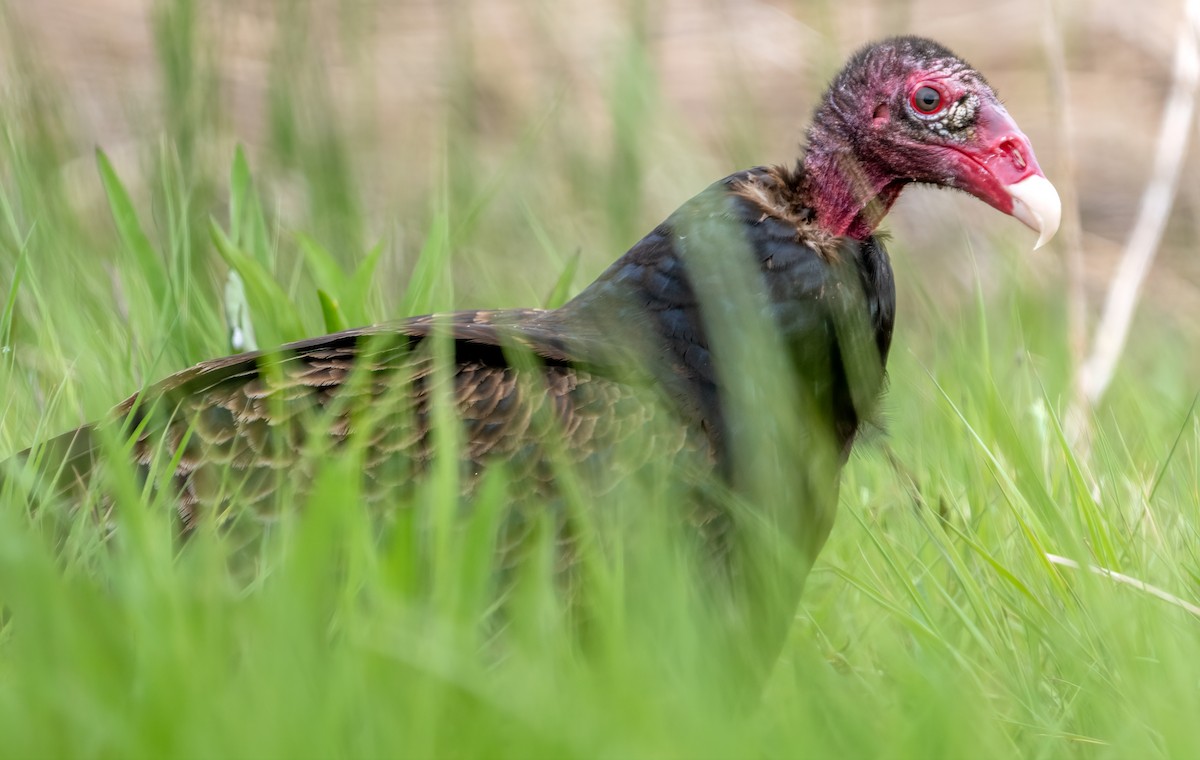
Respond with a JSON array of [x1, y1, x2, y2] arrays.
[[4, 37, 1058, 617]]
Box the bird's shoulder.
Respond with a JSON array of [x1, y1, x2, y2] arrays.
[[719, 165, 842, 263], [649, 165, 891, 316]]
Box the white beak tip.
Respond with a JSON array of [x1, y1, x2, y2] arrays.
[[1006, 174, 1062, 251]]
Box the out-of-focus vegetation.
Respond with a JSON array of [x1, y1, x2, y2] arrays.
[[1, 1, 1199, 757]]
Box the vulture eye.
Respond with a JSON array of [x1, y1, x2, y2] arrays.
[[911, 85, 943, 114]]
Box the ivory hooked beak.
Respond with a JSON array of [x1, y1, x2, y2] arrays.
[[1005, 174, 1061, 250]]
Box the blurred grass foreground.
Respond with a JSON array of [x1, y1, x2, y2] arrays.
[[2, 1, 1200, 757]]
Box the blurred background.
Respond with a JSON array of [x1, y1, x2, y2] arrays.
[[0, 0, 1195, 421], [4, 6, 1200, 754]]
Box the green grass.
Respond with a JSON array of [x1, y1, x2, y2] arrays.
[[2, 3, 1200, 758]]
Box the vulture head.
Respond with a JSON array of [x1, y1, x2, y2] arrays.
[[804, 36, 1061, 248]]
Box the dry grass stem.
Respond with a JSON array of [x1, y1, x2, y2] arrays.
[[1042, 1, 1087, 403], [1045, 553, 1200, 618]]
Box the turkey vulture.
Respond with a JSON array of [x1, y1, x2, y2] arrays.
[[4, 37, 1058, 623]]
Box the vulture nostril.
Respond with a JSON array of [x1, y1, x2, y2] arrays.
[[1000, 138, 1027, 170]]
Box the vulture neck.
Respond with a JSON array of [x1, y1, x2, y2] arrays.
[[802, 139, 905, 241]]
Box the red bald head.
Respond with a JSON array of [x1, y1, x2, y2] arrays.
[[803, 37, 1060, 248]]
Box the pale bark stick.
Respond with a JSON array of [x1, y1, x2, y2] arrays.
[[1076, 0, 1200, 411]]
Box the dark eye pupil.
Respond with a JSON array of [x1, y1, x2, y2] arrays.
[[915, 86, 940, 113]]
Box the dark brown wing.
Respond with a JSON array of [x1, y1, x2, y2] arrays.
[[12, 309, 711, 546]]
